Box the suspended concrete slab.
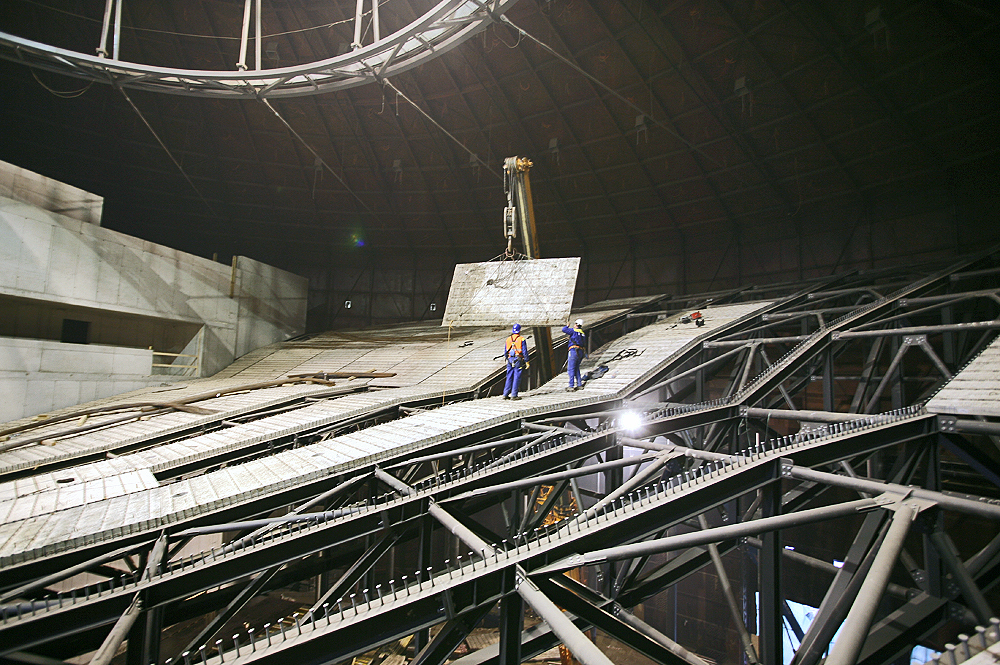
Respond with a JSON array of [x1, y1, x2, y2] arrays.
[[442, 257, 581, 327]]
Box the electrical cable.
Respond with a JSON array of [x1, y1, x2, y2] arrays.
[[491, 22, 523, 49], [119, 86, 218, 218], [30, 68, 92, 98]]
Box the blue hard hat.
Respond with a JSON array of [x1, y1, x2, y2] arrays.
[[512, 323, 521, 333]]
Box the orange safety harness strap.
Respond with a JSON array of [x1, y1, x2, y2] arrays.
[[506, 334, 525, 355]]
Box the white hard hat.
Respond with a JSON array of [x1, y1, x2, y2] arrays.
[[575, 318, 584, 327]]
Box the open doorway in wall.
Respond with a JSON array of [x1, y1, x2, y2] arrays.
[[60, 318, 90, 344]]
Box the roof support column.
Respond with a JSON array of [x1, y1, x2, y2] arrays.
[[825, 503, 921, 665], [758, 476, 782, 665]]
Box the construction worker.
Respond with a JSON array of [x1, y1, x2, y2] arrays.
[[562, 318, 586, 391], [503, 323, 528, 400]]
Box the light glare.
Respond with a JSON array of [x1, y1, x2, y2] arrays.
[[620, 411, 643, 432]]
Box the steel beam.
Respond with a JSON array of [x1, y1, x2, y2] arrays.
[[940, 418, 1000, 437], [412, 604, 494, 665], [697, 514, 760, 664], [835, 321, 1000, 339], [307, 532, 398, 622], [703, 335, 812, 348], [926, 529, 994, 624], [758, 478, 782, 665], [533, 574, 711, 665], [825, 503, 920, 665], [0, 539, 155, 604], [497, 592, 523, 665], [453, 453, 657, 500], [125, 535, 167, 665], [428, 502, 614, 665], [787, 466, 1000, 521], [91, 595, 143, 665], [633, 345, 747, 399], [536, 498, 878, 574], [617, 541, 740, 609], [744, 407, 865, 424], [787, 510, 890, 665], [577, 451, 675, 521], [0, 0, 521, 98]]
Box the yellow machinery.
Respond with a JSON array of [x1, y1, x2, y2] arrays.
[[502, 157, 557, 384]]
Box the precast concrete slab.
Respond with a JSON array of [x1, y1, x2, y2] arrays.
[[0, 383, 347, 476], [926, 335, 1000, 417], [442, 257, 581, 327]]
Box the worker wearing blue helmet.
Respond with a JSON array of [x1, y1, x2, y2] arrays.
[[503, 323, 528, 400], [562, 318, 586, 390]]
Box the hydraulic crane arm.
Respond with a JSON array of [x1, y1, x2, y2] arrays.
[[503, 156, 542, 259], [502, 156, 556, 382]]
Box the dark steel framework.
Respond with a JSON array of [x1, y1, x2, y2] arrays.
[[1, 251, 1000, 665]]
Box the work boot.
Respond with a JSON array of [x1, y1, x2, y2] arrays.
[[511, 396, 521, 400]]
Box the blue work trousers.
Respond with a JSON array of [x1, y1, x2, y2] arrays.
[[568, 348, 584, 388], [504, 362, 523, 397]]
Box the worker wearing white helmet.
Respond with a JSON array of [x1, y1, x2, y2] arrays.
[[561, 318, 586, 391]]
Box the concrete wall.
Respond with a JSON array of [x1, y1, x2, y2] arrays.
[[233, 255, 308, 363], [0, 296, 203, 353], [0, 182, 308, 420], [0, 197, 237, 325], [0, 194, 240, 373], [0, 160, 103, 226], [0, 337, 157, 423]]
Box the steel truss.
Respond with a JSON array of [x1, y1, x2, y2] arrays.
[[2, 251, 1000, 665], [0, 0, 520, 98]]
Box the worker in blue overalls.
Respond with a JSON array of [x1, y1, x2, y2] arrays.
[[562, 318, 586, 391], [503, 323, 528, 400]]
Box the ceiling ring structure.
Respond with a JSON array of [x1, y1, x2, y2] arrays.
[[0, 0, 520, 98]]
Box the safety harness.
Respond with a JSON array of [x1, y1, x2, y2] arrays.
[[505, 333, 525, 363]]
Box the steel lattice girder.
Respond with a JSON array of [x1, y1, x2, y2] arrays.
[[0, 0, 522, 98]]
